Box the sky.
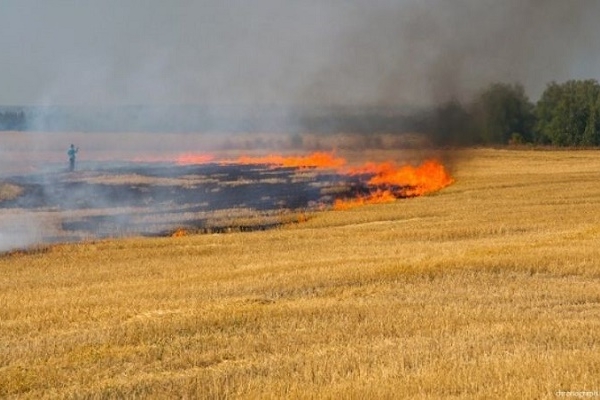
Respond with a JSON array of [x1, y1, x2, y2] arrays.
[[1, 0, 600, 107]]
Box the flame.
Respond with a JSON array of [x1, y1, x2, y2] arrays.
[[174, 151, 345, 169], [335, 159, 454, 209], [368, 160, 454, 197], [171, 228, 187, 237], [234, 151, 346, 169], [170, 151, 453, 210], [333, 189, 397, 210], [176, 153, 215, 165]]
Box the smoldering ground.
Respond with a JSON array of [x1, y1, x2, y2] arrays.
[[0, 163, 325, 247], [1, 0, 599, 251], [0, 149, 458, 251], [0, 159, 378, 250]]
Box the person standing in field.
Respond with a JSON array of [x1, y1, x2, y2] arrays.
[[68, 144, 79, 171]]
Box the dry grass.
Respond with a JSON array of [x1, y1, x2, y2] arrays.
[[2, 148, 600, 398], [0, 183, 23, 201]]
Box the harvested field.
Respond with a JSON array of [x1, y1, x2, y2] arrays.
[[1, 148, 600, 398], [0, 148, 451, 246], [0, 162, 342, 241]]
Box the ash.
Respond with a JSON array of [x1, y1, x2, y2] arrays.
[[0, 162, 362, 245]]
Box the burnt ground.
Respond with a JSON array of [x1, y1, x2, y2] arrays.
[[0, 162, 373, 244]]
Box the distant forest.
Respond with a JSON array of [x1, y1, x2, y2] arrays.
[[427, 79, 600, 147], [0, 109, 26, 131], [3, 79, 600, 147]]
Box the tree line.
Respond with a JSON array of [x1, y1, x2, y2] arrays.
[[0, 110, 26, 130], [2, 79, 600, 146], [429, 79, 600, 147]]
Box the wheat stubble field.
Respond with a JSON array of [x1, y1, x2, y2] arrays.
[[2, 148, 600, 399]]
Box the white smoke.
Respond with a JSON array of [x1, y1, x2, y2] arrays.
[[2, 0, 597, 109], [0, 211, 45, 252]]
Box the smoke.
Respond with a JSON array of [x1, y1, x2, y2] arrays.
[[0, 212, 44, 253], [2, 0, 599, 109], [2, 0, 600, 251], [299, 0, 600, 107]]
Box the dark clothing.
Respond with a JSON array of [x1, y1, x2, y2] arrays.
[[68, 146, 78, 171]]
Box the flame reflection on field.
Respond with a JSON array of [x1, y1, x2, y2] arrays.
[[175, 151, 454, 210]]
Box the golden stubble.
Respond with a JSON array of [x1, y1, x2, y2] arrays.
[[2, 148, 600, 398]]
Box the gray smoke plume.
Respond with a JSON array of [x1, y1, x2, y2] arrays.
[[1, 0, 599, 109], [299, 0, 600, 107]]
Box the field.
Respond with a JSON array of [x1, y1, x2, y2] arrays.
[[2, 148, 600, 398]]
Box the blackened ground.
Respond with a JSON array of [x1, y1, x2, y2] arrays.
[[0, 162, 373, 241]]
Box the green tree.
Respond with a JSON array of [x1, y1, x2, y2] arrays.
[[535, 79, 600, 146], [470, 83, 535, 145], [0, 110, 26, 131]]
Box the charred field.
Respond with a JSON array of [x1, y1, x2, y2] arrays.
[[0, 144, 453, 249], [1, 163, 330, 240], [0, 160, 382, 244]]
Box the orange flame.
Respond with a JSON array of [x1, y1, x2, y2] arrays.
[[174, 151, 345, 169], [170, 151, 453, 210], [335, 159, 454, 209], [171, 228, 187, 237], [234, 152, 346, 169], [367, 159, 454, 197], [176, 153, 215, 165], [333, 189, 397, 210]]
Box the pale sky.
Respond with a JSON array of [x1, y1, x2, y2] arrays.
[[1, 0, 599, 107]]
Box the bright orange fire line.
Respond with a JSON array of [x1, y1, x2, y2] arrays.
[[333, 189, 397, 211], [366, 159, 455, 197], [233, 152, 346, 169], [337, 159, 454, 209], [176, 153, 215, 165], [175, 151, 346, 169], [172, 151, 454, 209]]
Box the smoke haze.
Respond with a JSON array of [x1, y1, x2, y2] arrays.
[[1, 0, 599, 108], [1, 0, 600, 252]]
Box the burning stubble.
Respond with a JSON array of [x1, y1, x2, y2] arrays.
[[0, 150, 454, 250], [3, 0, 597, 251]]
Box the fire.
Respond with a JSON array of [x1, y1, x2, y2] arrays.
[[174, 151, 345, 169], [234, 152, 346, 169], [337, 159, 454, 209], [171, 150, 454, 210], [176, 153, 215, 165], [363, 159, 454, 197], [171, 228, 187, 237], [333, 189, 397, 211]]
